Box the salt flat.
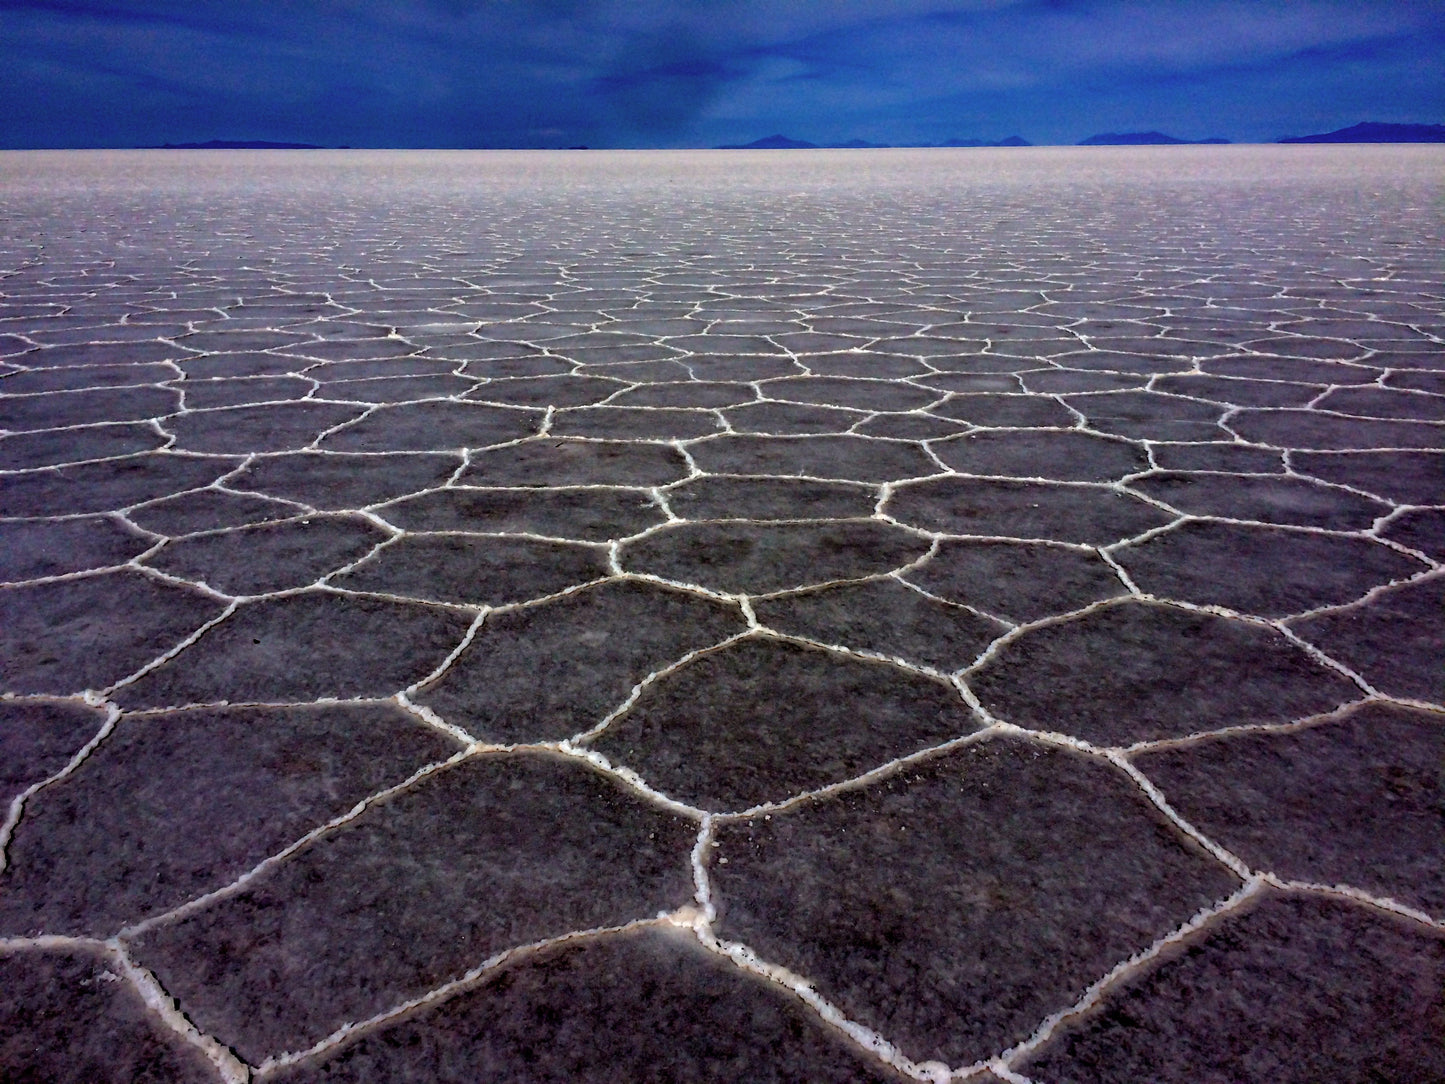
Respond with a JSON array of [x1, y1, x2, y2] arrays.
[[1, 146, 1442, 1082]]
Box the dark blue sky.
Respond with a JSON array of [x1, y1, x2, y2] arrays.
[[2, 0, 1442, 148]]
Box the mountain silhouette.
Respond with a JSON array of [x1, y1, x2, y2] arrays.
[[1079, 131, 1229, 146], [715, 134, 818, 149], [1278, 122, 1445, 143], [718, 134, 1034, 149], [150, 140, 327, 149], [939, 136, 1033, 147]]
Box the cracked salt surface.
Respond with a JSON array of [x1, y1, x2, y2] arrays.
[[1, 145, 1443, 1082]]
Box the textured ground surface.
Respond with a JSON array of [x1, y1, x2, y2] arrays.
[[1, 146, 1442, 1083]]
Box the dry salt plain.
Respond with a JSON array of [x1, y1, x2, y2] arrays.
[[0, 146, 1442, 1083]]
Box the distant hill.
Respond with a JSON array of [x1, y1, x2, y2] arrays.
[[1079, 131, 1230, 146], [939, 136, 1032, 147], [1278, 122, 1445, 143], [715, 134, 818, 149], [150, 140, 328, 149], [717, 133, 1033, 149]]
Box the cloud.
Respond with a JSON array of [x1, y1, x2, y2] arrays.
[[1, 0, 1441, 146]]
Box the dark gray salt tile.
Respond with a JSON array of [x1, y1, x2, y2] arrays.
[[1230, 409, 1445, 450], [180, 329, 313, 352], [753, 578, 1004, 671], [1288, 575, 1445, 704], [0, 948, 218, 1084], [1243, 335, 1370, 360], [1020, 370, 1150, 393], [334, 534, 608, 606], [143, 515, 389, 595], [462, 438, 689, 487], [609, 380, 756, 408], [0, 571, 223, 695], [0, 422, 167, 470], [673, 354, 804, 381], [1064, 391, 1226, 441], [131, 752, 697, 1063], [1135, 704, 1444, 914], [933, 429, 1148, 482], [1074, 337, 1218, 359], [663, 333, 785, 355], [0, 698, 107, 807], [1369, 348, 1445, 370], [905, 539, 1128, 623], [418, 579, 744, 741], [1116, 521, 1424, 617], [269, 926, 905, 1084], [579, 358, 699, 382], [1021, 894, 1445, 1084], [688, 434, 937, 483], [551, 348, 687, 372], [0, 386, 180, 431], [0, 703, 457, 936], [763, 376, 940, 412], [318, 400, 538, 451], [555, 343, 688, 368], [115, 591, 471, 709], [0, 516, 153, 581], [1385, 370, 1445, 394], [723, 400, 862, 435], [1148, 443, 1285, 473], [852, 413, 971, 440], [164, 402, 366, 454], [1150, 374, 1321, 408], [27, 334, 192, 357], [178, 375, 315, 409], [230, 450, 460, 510], [1381, 507, 1445, 559], [872, 336, 990, 359], [1317, 387, 1445, 422], [298, 357, 459, 382], [279, 339, 422, 363], [548, 406, 722, 440], [1129, 471, 1390, 529], [664, 476, 878, 521], [970, 601, 1360, 745], [1201, 354, 1381, 384], [378, 486, 664, 541], [1046, 351, 1192, 375], [621, 520, 929, 594], [321, 374, 476, 403], [932, 393, 1075, 428], [593, 636, 978, 808], [713, 738, 1239, 1066], [1284, 317, 1429, 342], [886, 476, 1172, 544], [465, 374, 626, 407], [176, 351, 309, 379], [459, 355, 573, 381], [1291, 450, 1445, 505], [1, 362, 178, 394], [803, 351, 932, 379], [126, 488, 301, 535], [767, 333, 871, 355]]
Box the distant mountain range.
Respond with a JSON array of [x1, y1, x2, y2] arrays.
[[1277, 122, 1445, 143], [1078, 131, 1229, 145], [143, 121, 1444, 152], [939, 136, 1032, 147], [715, 133, 1032, 149], [716, 134, 819, 149], [149, 140, 329, 149]]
